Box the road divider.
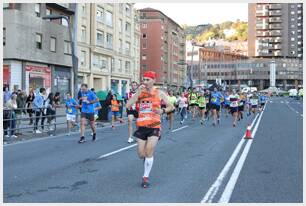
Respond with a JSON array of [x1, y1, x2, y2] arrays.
[[98, 144, 137, 159], [218, 102, 266, 203], [201, 112, 260, 203]]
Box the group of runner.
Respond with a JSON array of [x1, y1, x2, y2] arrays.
[[65, 70, 268, 189]]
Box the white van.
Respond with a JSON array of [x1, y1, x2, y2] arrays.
[[289, 89, 298, 97]]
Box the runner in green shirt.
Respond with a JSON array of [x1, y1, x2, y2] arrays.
[[167, 90, 177, 130], [197, 91, 207, 125], [188, 87, 199, 121]]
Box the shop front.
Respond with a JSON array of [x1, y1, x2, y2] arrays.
[[53, 67, 72, 102], [25, 65, 51, 94], [3, 65, 10, 89]]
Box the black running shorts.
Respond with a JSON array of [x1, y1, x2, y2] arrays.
[[81, 112, 95, 121], [238, 105, 244, 112], [230, 107, 238, 114], [211, 104, 220, 111], [134, 127, 161, 141], [127, 109, 139, 118]]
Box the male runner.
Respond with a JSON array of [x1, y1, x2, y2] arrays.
[[78, 83, 99, 143], [250, 92, 259, 115], [126, 71, 174, 188], [197, 90, 207, 125], [167, 90, 177, 130], [229, 90, 240, 127], [210, 87, 223, 126], [126, 81, 139, 143], [188, 87, 198, 120]]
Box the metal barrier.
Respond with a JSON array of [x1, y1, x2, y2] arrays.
[[3, 105, 121, 140]]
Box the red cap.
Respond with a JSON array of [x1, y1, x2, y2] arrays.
[[143, 71, 156, 80]]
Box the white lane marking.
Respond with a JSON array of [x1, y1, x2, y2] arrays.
[[218, 103, 266, 203], [296, 111, 299, 114], [270, 101, 273, 103], [297, 102, 301, 104], [3, 122, 129, 147], [281, 101, 284, 103], [98, 144, 137, 159], [201, 113, 260, 203], [172, 125, 189, 132]]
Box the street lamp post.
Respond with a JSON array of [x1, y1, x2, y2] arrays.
[[189, 24, 207, 88], [42, 14, 79, 98]]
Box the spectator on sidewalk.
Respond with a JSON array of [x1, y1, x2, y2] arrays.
[[3, 86, 12, 105], [6, 93, 18, 138], [33, 88, 46, 134], [45, 93, 56, 131], [16, 90, 27, 135], [26, 89, 35, 125]]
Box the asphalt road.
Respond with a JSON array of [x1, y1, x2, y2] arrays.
[[3, 97, 303, 203]]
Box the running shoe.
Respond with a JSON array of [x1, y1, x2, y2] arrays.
[[78, 136, 86, 143], [217, 118, 220, 124], [92, 133, 96, 141], [128, 137, 134, 143], [141, 177, 149, 188]]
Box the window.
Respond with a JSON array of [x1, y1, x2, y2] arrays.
[[291, 11, 295, 15], [36, 33, 42, 49], [291, 24, 295, 28], [81, 26, 86, 42], [80, 51, 86, 66], [142, 23, 147, 28], [142, 54, 147, 60], [142, 41, 147, 49], [125, 61, 131, 72], [50, 37, 56, 52], [118, 59, 122, 72], [97, 30, 104, 46], [291, 18, 295, 21], [290, 4, 295, 8], [291, 31, 295, 35], [125, 22, 131, 36], [3, 3, 9, 8], [119, 3, 124, 13], [97, 7, 104, 22], [126, 4, 131, 16], [142, 65, 147, 71], [61, 16, 69, 27], [105, 11, 113, 27], [46, 8, 52, 21], [64, 41, 71, 54], [106, 33, 113, 49], [3, 28, 6, 46], [35, 4, 41, 17], [111, 58, 115, 72], [81, 4, 86, 15], [142, 33, 147, 39], [119, 19, 123, 32], [119, 39, 123, 52], [291, 37, 295, 41], [125, 41, 131, 54]]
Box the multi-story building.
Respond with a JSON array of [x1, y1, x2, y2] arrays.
[[248, 3, 303, 58], [77, 3, 140, 96], [3, 3, 75, 99], [187, 44, 302, 90], [138, 8, 186, 90]]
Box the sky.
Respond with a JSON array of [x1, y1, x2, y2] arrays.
[[134, 3, 248, 26]]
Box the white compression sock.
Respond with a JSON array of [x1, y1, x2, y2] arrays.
[[143, 157, 154, 178]]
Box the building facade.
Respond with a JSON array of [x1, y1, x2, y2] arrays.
[[138, 8, 186, 89], [3, 3, 75, 99], [248, 3, 303, 58], [77, 3, 140, 96]]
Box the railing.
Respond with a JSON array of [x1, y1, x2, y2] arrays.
[[3, 105, 126, 140]]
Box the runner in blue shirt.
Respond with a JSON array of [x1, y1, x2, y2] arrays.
[[65, 92, 79, 136], [223, 91, 231, 117], [259, 93, 267, 112], [78, 83, 99, 143], [210, 87, 223, 126]]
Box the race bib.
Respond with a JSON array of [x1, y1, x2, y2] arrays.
[[68, 108, 72, 113], [211, 97, 217, 103], [140, 102, 153, 113], [231, 102, 238, 107]]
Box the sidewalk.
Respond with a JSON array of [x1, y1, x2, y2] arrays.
[[4, 106, 128, 145]]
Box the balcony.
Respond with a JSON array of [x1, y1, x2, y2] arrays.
[[256, 31, 270, 37], [269, 10, 282, 16], [274, 44, 281, 50], [272, 37, 282, 43], [269, 4, 282, 10], [270, 30, 282, 36], [274, 51, 282, 56], [269, 24, 282, 29], [256, 10, 269, 17], [269, 17, 282, 23], [256, 23, 269, 30]]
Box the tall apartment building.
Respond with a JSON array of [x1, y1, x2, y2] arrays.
[[248, 3, 303, 58], [138, 8, 186, 89], [77, 3, 140, 95], [3, 3, 75, 99]]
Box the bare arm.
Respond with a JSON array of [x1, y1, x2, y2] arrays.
[[158, 90, 174, 114], [126, 85, 144, 108]]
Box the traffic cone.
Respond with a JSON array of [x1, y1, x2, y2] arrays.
[[244, 124, 252, 139]]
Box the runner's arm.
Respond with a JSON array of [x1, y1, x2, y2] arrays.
[[158, 90, 175, 114]]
